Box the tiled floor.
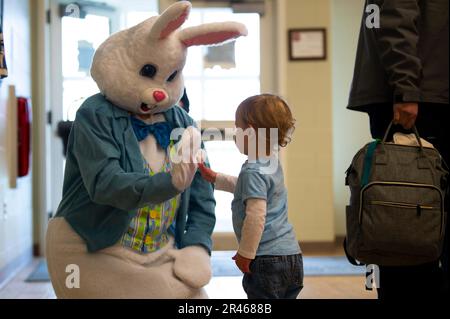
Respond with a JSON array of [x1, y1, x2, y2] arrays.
[[0, 258, 376, 299]]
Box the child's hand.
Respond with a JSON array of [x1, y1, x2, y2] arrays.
[[232, 253, 253, 274], [198, 162, 218, 183]]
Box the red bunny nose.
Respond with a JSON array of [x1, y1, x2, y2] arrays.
[[153, 91, 166, 102]]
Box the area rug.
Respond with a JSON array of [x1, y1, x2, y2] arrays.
[[210, 251, 365, 277], [26, 253, 364, 282]]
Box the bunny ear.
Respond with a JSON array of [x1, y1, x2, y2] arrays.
[[179, 22, 248, 47], [150, 1, 191, 40]]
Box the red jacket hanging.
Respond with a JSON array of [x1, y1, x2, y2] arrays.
[[17, 97, 30, 177]]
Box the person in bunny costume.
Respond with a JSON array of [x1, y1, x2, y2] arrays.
[[45, 1, 247, 299]]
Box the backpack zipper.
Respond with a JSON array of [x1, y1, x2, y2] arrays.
[[370, 200, 438, 217], [359, 181, 444, 234], [370, 200, 436, 210]]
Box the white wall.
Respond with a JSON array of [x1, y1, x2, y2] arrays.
[[332, 0, 371, 236], [284, 0, 335, 242], [0, 0, 33, 270], [276, 0, 372, 241]]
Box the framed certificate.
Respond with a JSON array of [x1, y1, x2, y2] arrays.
[[288, 28, 327, 61]]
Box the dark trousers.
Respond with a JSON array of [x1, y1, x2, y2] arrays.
[[242, 254, 304, 299], [367, 103, 449, 299]]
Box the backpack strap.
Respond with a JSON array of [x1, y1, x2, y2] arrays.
[[361, 140, 380, 187]]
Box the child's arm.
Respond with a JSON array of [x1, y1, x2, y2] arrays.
[[216, 173, 238, 193], [233, 171, 269, 273], [238, 198, 267, 259], [198, 163, 238, 193]]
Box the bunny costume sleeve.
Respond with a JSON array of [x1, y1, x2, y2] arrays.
[[72, 105, 180, 210]]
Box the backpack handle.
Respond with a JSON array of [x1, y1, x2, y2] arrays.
[[380, 121, 436, 177], [381, 121, 424, 151]]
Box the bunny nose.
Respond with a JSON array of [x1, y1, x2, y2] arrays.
[[153, 91, 166, 102]]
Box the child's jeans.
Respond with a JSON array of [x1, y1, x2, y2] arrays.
[[242, 254, 303, 299]]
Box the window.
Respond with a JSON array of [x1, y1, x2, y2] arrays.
[[61, 10, 156, 121], [183, 8, 261, 232], [125, 11, 156, 28], [184, 8, 261, 121], [204, 142, 248, 232], [61, 14, 111, 121]]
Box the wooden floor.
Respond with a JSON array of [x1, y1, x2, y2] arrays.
[[0, 260, 56, 299], [0, 255, 377, 299]]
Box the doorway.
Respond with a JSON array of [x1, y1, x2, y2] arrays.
[[46, 0, 274, 252], [47, 0, 159, 220]]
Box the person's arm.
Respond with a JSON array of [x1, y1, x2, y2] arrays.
[[198, 163, 238, 193], [73, 107, 181, 211], [238, 198, 267, 259], [215, 173, 238, 193], [377, 0, 422, 129], [233, 171, 268, 273], [180, 164, 216, 254], [377, 0, 422, 103], [174, 110, 216, 254]]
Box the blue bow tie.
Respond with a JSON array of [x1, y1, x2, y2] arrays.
[[130, 116, 173, 149]]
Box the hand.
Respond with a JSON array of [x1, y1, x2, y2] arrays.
[[393, 103, 418, 130], [178, 126, 202, 163], [167, 245, 212, 289], [232, 253, 253, 274], [170, 126, 201, 192], [198, 162, 217, 183], [171, 161, 197, 192]]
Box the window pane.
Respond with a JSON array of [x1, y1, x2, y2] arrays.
[[62, 15, 110, 78], [203, 12, 260, 78], [183, 8, 261, 121], [205, 141, 247, 232], [183, 10, 203, 77], [126, 11, 157, 28], [62, 14, 111, 120], [63, 79, 99, 120], [203, 79, 260, 121], [183, 46, 203, 77], [183, 79, 203, 120]]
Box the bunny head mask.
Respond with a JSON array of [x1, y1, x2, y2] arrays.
[[90, 1, 248, 115]]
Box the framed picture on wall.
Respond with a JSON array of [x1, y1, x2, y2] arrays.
[[288, 28, 327, 61]]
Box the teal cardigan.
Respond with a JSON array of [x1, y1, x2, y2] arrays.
[[54, 93, 216, 253]]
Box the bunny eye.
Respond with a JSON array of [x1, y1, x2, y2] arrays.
[[167, 71, 178, 82], [140, 64, 157, 78]]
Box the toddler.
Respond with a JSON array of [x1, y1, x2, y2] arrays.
[[199, 94, 303, 299]]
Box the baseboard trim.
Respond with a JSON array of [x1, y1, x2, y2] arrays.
[[33, 244, 40, 257], [336, 236, 345, 245], [300, 236, 345, 255], [0, 246, 33, 290], [212, 233, 238, 251], [212, 233, 346, 254]]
